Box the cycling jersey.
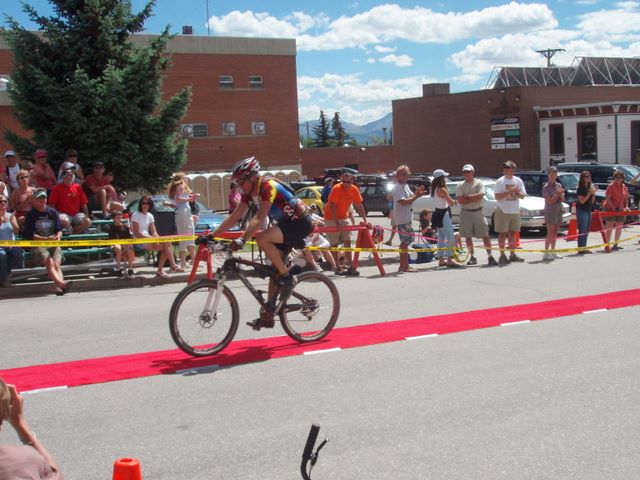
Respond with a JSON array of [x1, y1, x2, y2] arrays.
[[241, 177, 308, 223]]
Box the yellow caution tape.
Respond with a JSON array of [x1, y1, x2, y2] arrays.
[[0, 235, 196, 248]]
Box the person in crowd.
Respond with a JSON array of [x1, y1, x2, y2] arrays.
[[22, 188, 71, 295], [3, 150, 20, 193], [456, 164, 497, 266], [384, 173, 397, 246], [30, 149, 56, 194], [0, 194, 23, 287], [10, 170, 34, 228], [542, 166, 565, 261], [84, 162, 123, 216], [108, 210, 135, 277], [321, 177, 334, 204], [0, 178, 7, 201], [603, 170, 629, 251], [0, 377, 64, 479], [56, 149, 84, 184], [418, 208, 435, 240], [300, 204, 336, 272], [48, 169, 92, 234], [390, 165, 426, 272], [324, 168, 368, 276], [228, 182, 241, 214], [431, 169, 461, 268], [576, 171, 597, 254], [168, 172, 197, 270], [131, 194, 181, 278], [494, 160, 526, 265]]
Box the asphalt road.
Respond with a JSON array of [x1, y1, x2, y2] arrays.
[[1, 219, 639, 479]]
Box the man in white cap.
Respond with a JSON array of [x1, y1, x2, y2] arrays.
[[494, 160, 526, 264], [456, 164, 497, 266], [3, 150, 20, 192]]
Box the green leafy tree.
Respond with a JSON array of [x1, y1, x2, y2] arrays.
[[2, 0, 191, 192], [312, 110, 331, 148], [330, 111, 352, 146]]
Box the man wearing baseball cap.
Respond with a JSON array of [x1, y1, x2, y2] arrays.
[[22, 188, 71, 295], [494, 160, 526, 265], [456, 164, 497, 266], [56, 149, 84, 184], [3, 150, 20, 191]]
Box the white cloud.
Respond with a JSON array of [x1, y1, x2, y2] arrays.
[[378, 54, 413, 67], [207, 3, 557, 51], [374, 45, 396, 53], [577, 6, 640, 41], [576, 0, 598, 5], [366, 58, 376, 64], [298, 73, 436, 124]]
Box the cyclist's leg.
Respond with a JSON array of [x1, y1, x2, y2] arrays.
[[255, 225, 287, 275]]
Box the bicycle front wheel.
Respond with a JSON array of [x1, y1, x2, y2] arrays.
[[280, 272, 340, 342], [169, 280, 239, 357]]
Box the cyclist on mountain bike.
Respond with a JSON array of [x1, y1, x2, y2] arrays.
[[208, 157, 314, 329]]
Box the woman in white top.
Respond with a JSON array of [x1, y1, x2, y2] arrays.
[[131, 195, 181, 278], [431, 169, 460, 268], [168, 173, 197, 270]]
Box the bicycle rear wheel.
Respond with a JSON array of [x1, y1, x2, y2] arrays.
[[169, 280, 239, 357], [280, 272, 340, 342]]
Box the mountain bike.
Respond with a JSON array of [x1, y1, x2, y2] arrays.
[[169, 237, 340, 357]]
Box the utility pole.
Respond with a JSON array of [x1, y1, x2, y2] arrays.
[[536, 48, 565, 67], [206, 0, 210, 36]]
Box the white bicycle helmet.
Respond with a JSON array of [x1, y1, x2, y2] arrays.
[[231, 156, 260, 180]]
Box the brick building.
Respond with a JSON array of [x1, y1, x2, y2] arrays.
[[392, 58, 640, 177], [0, 34, 301, 172]]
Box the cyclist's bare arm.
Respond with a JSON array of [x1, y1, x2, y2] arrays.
[[211, 202, 249, 238]]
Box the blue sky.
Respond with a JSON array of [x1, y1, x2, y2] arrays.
[[4, 1, 640, 125]]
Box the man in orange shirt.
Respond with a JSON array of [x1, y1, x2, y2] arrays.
[[324, 168, 368, 276]]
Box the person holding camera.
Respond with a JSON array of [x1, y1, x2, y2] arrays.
[[0, 377, 64, 479]]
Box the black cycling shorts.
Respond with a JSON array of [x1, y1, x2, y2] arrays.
[[277, 216, 314, 250]]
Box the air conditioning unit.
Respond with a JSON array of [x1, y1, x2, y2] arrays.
[[180, 124, 194, 137], [252, 121, 266, 135], [192, 123, 208, 137], [223, 122, 237, 136]]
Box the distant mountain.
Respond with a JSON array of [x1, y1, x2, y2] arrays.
[[299, 112, 392, 145]]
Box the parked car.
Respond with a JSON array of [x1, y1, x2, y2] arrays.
[[518, 170, 606, 210], [126, 195, 227, 235], [355, 175, 392, 216], [412, 179, 570, 232], [556, 162, 638, 208], [294, 186, 324, 215]]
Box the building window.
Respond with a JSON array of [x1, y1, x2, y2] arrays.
[[578, 122, 597, 161], [549, 124, 564, 155], [0, 75, 9, 92], [248, 75, 264, 89], [218, 75, 234, 89], [222, 122, 237, 136], [251, 121, 266, 135]]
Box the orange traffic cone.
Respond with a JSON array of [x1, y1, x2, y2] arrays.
[[514, 232, 521, 248], [113, 458, 142, 480]]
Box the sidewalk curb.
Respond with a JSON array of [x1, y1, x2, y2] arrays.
[[0, 272, 191, 300]]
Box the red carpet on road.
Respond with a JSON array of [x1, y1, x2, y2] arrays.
[[3, 289, 640, 392]]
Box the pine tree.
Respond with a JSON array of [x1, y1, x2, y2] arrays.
[[2, 0, 191, 192], [330, 111, 351, 146], [312, 110, 331, 148]]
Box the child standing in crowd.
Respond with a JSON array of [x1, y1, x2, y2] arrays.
[[108, 210, 135, 277]]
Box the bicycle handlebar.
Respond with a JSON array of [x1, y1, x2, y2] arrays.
[[302, 424, 320, 461]]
